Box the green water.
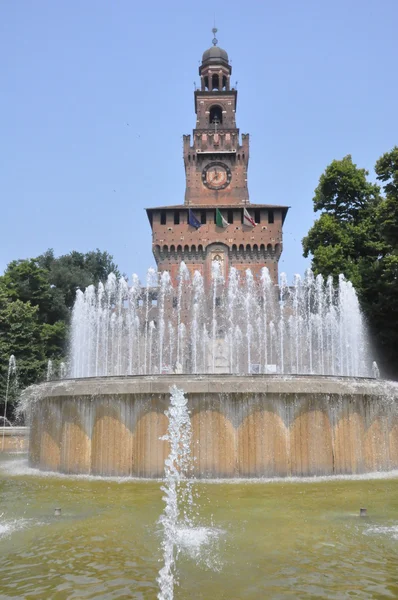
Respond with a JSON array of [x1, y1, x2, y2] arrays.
[[1, 456, 398, 599]]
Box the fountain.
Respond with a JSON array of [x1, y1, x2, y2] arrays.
[[20, 264, 398, 478], [0, 356, 26, 453], [2, 355, 17, 443], [46, 359, 53, 382], [3, 265, 398, 600]]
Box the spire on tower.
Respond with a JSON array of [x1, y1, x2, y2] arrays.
[[212, 27, 218, 46]]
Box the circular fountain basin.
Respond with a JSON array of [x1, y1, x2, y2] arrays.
[[28, 374, 398, 478]]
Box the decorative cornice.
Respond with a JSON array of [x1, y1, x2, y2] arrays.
[[153, 243, 282, 262]]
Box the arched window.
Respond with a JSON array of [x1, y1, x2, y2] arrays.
[[209, 105, 223, 125], [212, 74, 219, 90]]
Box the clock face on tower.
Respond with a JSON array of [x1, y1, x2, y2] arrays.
[[202, 162, 232, 190]]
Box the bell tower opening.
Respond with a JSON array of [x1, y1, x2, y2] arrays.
[[209, 105, 223, 125], [212, 74, 220, 90]]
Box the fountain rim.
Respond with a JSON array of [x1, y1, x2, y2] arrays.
[[26, 373, 398, 401], [45, 372, 381, 383]]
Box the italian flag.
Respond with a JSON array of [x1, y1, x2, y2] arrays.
[[243, 208, 256, 227], [216, 208, 229, 228]]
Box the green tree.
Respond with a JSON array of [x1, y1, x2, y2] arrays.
[[1, 259, 54, 322], [372, 147, 398, 372], [311, 154, 380, 222], [37, 248, 121, 313], [0, 248, 120, 415], [302, 152, 398, 377], [376, 147, 398, 247], [302, 156, 383, 282], [0, 284, 45, 419]]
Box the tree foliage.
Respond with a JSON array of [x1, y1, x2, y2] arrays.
[[303, 149, 398, 377], [376, 147, 398, 247], [37, 248, 120, 312], [312, 155, 380, 222], [0, 249, 119, 418]]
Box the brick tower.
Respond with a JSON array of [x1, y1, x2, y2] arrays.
[[146, 30, 289, 286]]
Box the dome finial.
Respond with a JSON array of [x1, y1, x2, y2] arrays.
[[212, 26, 218, 46]]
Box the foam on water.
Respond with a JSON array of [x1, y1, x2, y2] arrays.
[[175, 526, 224, 570], [0, 458, 154, 483], [2, 458, 398, 485], [364, 525, 398, 540], [0, 518, 27, 538], [200, 470, 398, 484], [0, 522, 13, 537], [176, 526, 222, 553]]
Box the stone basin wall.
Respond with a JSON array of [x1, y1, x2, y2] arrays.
[[27, 375, 398, 478], [0, 427, 29, 453]]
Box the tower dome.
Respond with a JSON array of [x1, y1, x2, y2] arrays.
[[201, 28, 229, 66], [202, 45, 229, 65]]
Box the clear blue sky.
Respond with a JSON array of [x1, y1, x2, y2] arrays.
[[1, 0, 397, 283]]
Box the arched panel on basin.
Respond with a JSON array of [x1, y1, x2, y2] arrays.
[[333, 409, 366, 474], [237, 409, 288, 477], [29, 410, 42, 467], [290, 408, 333, 476], [39, 400, 62, 471], [91, 399, 133, 476], [389, 420, 398, 468], [365, 415, 390, 472], [60, 400, 91, 474], [131, 409, 168, 478], [191, 409, 235, 478]]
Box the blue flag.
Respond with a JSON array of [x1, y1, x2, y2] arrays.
[[188, 209, 201, 229]]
